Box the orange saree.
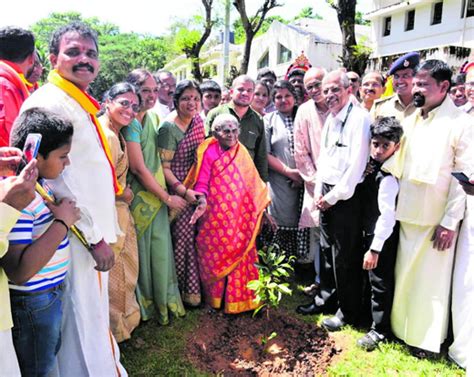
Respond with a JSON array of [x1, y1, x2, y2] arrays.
[[189, 138, 270, 314]]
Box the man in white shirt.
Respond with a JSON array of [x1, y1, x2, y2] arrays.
[[297, 70, 371, 332], [152, 70, 176, 120], [20, 22, 126, 376]]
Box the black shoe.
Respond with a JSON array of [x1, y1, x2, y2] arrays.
[[357, 330, 385, 351], [296, 302, 323, 315], [409, 346, 438, 360], [322, 316, 345, 332]]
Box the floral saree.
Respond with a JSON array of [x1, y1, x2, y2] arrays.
[[189, 138, 270, 313]]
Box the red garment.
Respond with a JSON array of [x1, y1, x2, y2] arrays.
[[0, 61, 30, 147]]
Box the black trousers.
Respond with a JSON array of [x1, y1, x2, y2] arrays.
[[315, 183, 364, 324], [364, 222, 399, 334]]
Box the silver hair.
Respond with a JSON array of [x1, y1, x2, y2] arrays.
[[211, 113, 240, 133], [323, 70, 351, 89]]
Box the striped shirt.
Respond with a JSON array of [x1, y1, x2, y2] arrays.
[[7, 183, 70, 292]]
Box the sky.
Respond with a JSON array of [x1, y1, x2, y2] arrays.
[[0, 0, 372, 37]]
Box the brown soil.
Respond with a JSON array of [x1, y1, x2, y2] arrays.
[[186, 308, 339, 376]]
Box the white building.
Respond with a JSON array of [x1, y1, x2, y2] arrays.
[[247, 19, 371, 78], [164, 42, 241, 86], [366, 0, 473, 70]]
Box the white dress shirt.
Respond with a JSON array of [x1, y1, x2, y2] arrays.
[[370, 174, 399, 252], [316, 100, 371, 205]]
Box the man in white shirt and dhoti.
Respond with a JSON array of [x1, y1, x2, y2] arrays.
[[385, 59, 472, 358], [20, 22, 127, 376]]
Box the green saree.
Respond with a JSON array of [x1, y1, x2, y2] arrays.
[[123, 111, 185, 325]]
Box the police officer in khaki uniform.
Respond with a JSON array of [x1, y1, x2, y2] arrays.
[[371, 52, 419, 121]]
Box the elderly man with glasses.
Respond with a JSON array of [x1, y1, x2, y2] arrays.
[[297, 70, 371, 333]]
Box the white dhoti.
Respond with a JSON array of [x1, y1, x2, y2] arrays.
[[55, 238, 127, 377], [449, 196, 474, 370], [0, 329, 21, 377], [391, 223, 455, 353]]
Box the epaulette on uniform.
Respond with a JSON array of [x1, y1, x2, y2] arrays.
[[373, 94, 395, 109]]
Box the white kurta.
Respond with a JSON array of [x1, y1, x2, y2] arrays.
[[20, 83, 126, 377], [449, 194, 474, 370], [387, 96, 472, 353]]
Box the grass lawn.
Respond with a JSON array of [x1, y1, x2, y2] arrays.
[[120, 282, 465, 376]]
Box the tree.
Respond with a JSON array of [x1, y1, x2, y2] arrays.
[[232, 15, 287, 45], [232, 0, 282, 74], [172, 0, 215, 82], [327, 0, 370, 74], [293, 6, 322, 20]]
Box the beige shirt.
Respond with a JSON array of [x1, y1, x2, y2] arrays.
[[385, 96, 472, 229], [371, 94, 416, 122], [0, 203, 20, 330]]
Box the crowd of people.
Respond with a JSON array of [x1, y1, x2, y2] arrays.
[[0, 20, 472, 377]]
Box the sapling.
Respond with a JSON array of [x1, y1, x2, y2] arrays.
[[247, 244, 295, 345]]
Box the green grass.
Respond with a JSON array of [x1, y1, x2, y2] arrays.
[[119, 282, 465, 376]]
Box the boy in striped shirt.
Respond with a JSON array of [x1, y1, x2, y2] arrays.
[[1, 108, 80, 376]]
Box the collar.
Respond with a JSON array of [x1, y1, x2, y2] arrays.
[[332, 100, 352, 123], [395, 94, 414, 110], [227, 101, 253, 120], [415, 97, 445, 122], [0, 60, 23, 74]]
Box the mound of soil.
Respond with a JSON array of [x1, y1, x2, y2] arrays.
[[186, 309, 338, 376]]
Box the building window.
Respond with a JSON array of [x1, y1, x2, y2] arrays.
[[432, 2, 443, 24], [277, 43, 292, 64], [383, 16, 391, 36], [258, 51, 269, 69], [405, 10, 415, 31], [461, 0, 474, 17]]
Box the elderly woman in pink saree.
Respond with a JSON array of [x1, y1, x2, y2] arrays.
[[189, 114, 270, 313]]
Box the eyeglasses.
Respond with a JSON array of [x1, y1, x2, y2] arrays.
[[322, 86, 343, 95], [115, 99, 140, 113], [349, 77, 359, 83], [219, 128, 240, 135], [140, 87, 159, 95], [306, 81, 322, 91]]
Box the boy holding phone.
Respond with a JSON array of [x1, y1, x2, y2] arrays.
[[0, 108, 80, 376]]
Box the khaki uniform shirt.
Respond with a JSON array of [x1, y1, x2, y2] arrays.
[[371, 94, 416, 122]]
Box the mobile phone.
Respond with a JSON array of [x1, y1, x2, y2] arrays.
[[451, 172, 474, 186], [16, 133, 42, 175]]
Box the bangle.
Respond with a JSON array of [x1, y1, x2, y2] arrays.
[[53, 218, 69, 233], [183, 188, 188, 198], [172, 181, 182, 191]]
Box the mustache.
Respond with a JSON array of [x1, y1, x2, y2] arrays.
[[364, 89, 376, 95], [72, 63, 94, 73], [413, 92, 425, 107]]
